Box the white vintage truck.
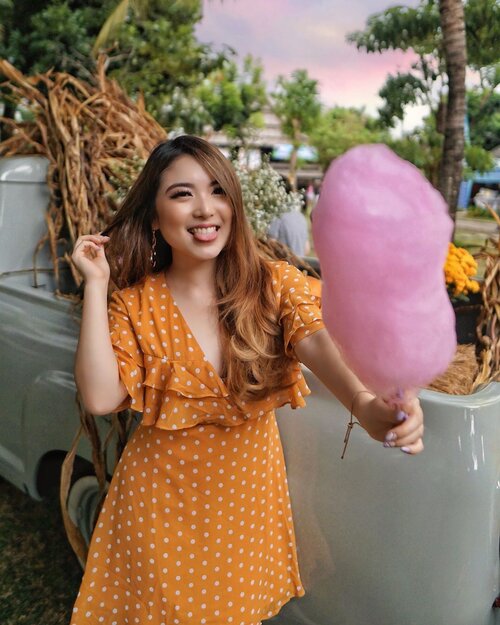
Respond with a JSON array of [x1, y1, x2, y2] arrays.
[[0, 155, 498, 625]]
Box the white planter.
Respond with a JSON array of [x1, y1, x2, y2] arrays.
[[271, 373, 500, 625]]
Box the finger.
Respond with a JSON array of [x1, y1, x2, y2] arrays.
[[73, 242, 102, 258], [78, 241, 101, 252], [383, 412, 423, 447], [399, 437, 424, 455], [393, 401, 424, 428], [394, 424, 424, 447], [395, 411, 423, 435], [74, 234, 109, 248], [76, 236, 109, 250]]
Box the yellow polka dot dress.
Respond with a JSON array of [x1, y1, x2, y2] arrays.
[[71, 261, 324, 625]]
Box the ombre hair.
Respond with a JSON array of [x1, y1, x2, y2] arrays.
[[103, 135, 295, 405]]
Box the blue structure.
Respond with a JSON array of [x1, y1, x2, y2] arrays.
[[458, 165, 500, 208]]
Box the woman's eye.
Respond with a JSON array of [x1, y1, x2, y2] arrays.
[[170, 190, 191, 199], [213, 186, 226, 195]]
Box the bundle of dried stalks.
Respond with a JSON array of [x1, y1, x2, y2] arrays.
[[0, 57, 166, 293], [0, 58, 167, 563], [472, 208, 500, 390], [428, 209, 499, 395], [427, 344, 479, 395]]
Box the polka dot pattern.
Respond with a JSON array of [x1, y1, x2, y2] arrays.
[[71, 261, 323, 624], [107, 262, 324, 428]]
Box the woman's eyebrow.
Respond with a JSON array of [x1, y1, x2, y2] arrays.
[[166, 182, 194, 192], [165, 180, 219, 193]]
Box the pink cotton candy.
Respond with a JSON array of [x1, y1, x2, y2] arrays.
[[312, 144, 456, 397]]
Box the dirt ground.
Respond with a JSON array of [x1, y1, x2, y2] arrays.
[[0, 478, 82, 625]]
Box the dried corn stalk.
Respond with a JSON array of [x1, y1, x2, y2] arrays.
[[427, 344, 479, 395], [0, 59, 166, 563], [0, 57, 166, 293], [472, 207, 500, 390]]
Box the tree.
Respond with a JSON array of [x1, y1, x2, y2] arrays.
[[104, 0, 229, 128], [0, 0, 116, 75], [467, 87, 500, 151], [347, 0, 499, 217], [93, 0, 202, 55], [390, 116, 447, 187], [272, 69, 321, 190], [93, 0, 150, 55], [0, 0, 229, 137], [0, 0, 116, 137], [438, 0, 467, 218], [309, 107, 389, 171], [196, 55, 267, 151]]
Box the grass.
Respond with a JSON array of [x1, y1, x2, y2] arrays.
[[0, 478, 82, 625], [454, 228, 492, 279]]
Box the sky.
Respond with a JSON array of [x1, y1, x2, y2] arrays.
[[196, 0, 427, 132]]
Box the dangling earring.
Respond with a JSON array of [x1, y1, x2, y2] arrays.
[[150, 228, 157, 270]]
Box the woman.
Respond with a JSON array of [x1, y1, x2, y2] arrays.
[[71, 135, 423, 625]]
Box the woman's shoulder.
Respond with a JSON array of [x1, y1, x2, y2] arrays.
[[109, 274, 151, 307], [266, 259, 314, 283], [266, 259, 296, 278], [265, 259, 322, 299]]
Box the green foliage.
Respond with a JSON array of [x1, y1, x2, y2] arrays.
[[390, 116, 494, 186], [464, 144, 495, 175], [0, 0, 116, 76], [196, 55, 267, 144], [389, 115, 443, 186], [378, 72, 429, 127], [272, 69, 321, 146], [271, 69, 321, 188], [0, 0, 227, 134], [466, 204, 496, 220], [464, 0, 500, 71], [309, 107, 388, 170], [467, 88, 500, 151], [347, 0, 498, 202], [346, 3, 439, 55], [347, 0, 500, 131], [27, 4, 92, 74], [106, 1, 229, 128], [348, 0, 499, 71]]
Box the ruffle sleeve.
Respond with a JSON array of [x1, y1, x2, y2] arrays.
[[278, 263, 325, 357], [108, 291, 145, 412]]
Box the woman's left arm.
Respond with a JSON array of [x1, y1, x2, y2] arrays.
[[294, 328, 424, 455]]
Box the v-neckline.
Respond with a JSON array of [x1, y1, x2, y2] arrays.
[[160, 278, 227, 384]]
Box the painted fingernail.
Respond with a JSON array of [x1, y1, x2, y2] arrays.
[[385, 431, 397, 442], [383, 442, 393, 448], [397, 410, 408, 422], [401, 446, 411, 454]]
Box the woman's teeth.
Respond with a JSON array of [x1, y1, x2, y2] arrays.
[[190, 226, 217, 235]]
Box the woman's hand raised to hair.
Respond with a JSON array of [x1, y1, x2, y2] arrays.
[[71, 234, 111, 283]]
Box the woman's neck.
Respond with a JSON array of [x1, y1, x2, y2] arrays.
[[165, 257, 217, 299]]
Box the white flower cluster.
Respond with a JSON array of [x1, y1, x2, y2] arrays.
[[232, 159, 304, 236]]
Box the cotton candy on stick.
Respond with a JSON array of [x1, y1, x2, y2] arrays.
[[312, 144, 456, 409]]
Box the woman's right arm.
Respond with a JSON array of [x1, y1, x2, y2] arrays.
[[73, 234, 128, 415]]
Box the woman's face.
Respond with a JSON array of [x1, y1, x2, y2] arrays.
[[153, 154, 233, 267]]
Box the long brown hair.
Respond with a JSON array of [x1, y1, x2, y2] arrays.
[[103, 135, 295, 405]]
